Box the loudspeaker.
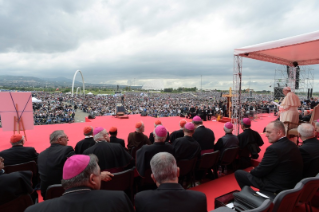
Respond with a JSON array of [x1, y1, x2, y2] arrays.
[[88, 115, 95, 119], [295, 66, 300, 89], [116, 106, 125, 113], [274, 87, 284, 99]]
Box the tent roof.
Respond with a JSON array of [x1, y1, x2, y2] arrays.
[[234, 30, 319, 66]]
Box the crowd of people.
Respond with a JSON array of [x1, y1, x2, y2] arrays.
[[1, 111, 319, 211], [26, 91, 315, 127]]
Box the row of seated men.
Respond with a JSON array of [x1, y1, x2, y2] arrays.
[[1, 118, 319, 211]]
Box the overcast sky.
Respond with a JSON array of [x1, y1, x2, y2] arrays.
[[0, 0, 319, 91]]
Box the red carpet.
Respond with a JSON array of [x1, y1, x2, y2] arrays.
[[0, 114, 276, 155], [0, 113, 278, 210]]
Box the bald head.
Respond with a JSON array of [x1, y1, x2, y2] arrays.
[[265, 121, 285, 143]]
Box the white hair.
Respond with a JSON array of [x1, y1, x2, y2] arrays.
[[93, 129, 107, 141], [223, 126, 233, 133], [298, 123, 315, 138]]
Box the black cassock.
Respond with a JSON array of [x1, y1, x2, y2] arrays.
[[173, 136, 201, 161], [38, 144, 75, 199], [169, 129, 184, 144], [25, 187, 134, 212], [0, 145, 38, 166], [74, 137, 96, 154], [84, 141, 133, 171], [136, 142, 174, 177], [237, 128, 264, 169], [0, 170, 33, 205]]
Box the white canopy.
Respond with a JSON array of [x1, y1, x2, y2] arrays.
[[32, 97, 42, 103], [87, 92, 93, 95], [234, 30, 319, 66]]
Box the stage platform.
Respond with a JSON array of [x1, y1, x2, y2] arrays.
[[0, 113, 281, 210], [0, 113, 275, 157]]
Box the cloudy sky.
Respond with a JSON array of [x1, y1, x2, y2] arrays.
[[1, 0, 319, 91]]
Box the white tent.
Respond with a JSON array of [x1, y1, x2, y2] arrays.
[[232, 30, 319, 134], [32, 97, 42, 103], [87, 92, 93, 95], [234, 30, 319, 66]]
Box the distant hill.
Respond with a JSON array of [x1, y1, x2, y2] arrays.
[[0, 75, 142, 89]]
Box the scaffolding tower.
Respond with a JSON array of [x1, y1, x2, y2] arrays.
[[232, 56, 242, 135], [273, 65, 314, 100]]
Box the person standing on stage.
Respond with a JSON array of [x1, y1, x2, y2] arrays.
[[279, 87, 301, 125]]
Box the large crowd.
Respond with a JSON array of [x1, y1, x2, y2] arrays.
[[28, 91, 314, 126]]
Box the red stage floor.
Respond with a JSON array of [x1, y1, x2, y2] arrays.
[[1, 113, 279, 210], [0, 114, 276, 158]]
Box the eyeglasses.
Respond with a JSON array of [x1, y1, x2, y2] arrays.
[[59, 136, 69, 140]]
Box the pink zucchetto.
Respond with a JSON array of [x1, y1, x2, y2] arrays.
[[193, 116, 202, 122], [242, 118, 251, 126], [155, 125, 167, 137], [185, 122, 195, 131], [224, 122, 233, 129], [63, 155, 90, 180], [93, 127, 104, 136]]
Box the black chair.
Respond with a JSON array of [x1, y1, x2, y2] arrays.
[[138, 168, 157, 192], [219, 147, 239, 173], [45, 184, 65, 200], [101, 167, 135, 200], [297, 174, 319, 212], [272, 182, 304, 212], [197, 151, 220, 180], [245, 199, 273, 212], [0, 194, 33, 212], [177, 157, 197, 188], [4, 161, 39, 187], [212, 199, 273, 212]]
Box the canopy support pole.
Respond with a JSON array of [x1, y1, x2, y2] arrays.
[[232, 55, 242, 135]]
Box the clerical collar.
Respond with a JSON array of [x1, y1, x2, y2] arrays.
[[85, 136, 93, 138], [0, 169, 5, 175], [196, 125, 203, 128], [96, 140, 106, 143], [62, 186, 92, 196], [278, 136, 285, 141]]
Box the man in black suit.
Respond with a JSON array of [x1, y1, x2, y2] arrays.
[[235, 121, 303, 194], [0, 157, 34, 205], [135, 152, 207, 212], [169, 119, 186, 144], [74, 126, 96, 154], [192, 116, 215, 154], [109, 126, 125, 148], [173, 122, 201, 161], [188, 105, 196, 119], [215, 122, 239, 156], [38, 130, 75, 199], [237, 118, 264, 169], [136, 125, 174, 177], [25, 154, 134, 212], [298, 123, 319, 178], [0, 134, 38, 166], [84, 127, 133, 172], [198, 106, 207, 121], [149, 120, 170, 143]]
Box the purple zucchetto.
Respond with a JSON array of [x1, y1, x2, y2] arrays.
[[185, 122, 195, 131], [63, 155, 90, 180], [224, 122, 233, 129], [155, 125, 167, 137], [192, 116, 202, 122], [93, 127, 104, 136]]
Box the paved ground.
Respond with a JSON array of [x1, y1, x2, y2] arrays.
[[74, 110, 88, 123]]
